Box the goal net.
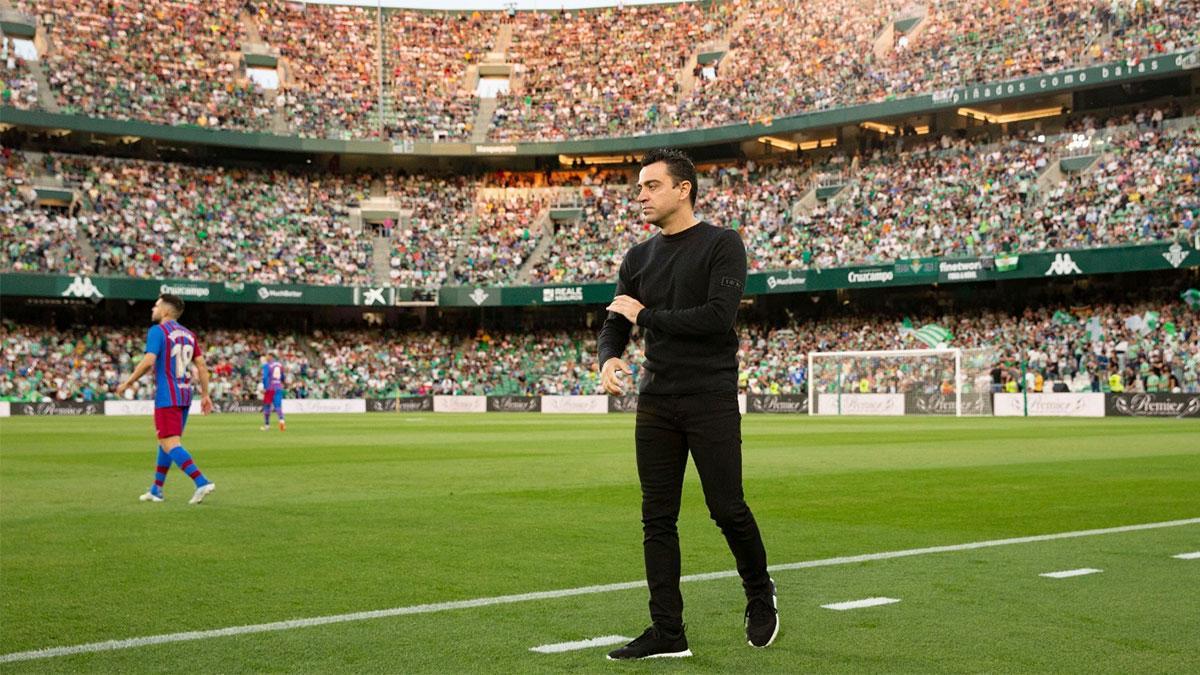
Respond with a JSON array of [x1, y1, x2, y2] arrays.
[[807, 347, 999, 416]]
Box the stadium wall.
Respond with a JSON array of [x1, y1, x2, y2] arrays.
[[9, 240, 1186, 310], [2, 394, 1197, 418]]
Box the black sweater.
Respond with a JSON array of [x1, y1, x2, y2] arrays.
[[597, 221, 746, 395]]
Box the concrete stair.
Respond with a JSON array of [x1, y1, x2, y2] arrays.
[[372, 235, 392, 285]]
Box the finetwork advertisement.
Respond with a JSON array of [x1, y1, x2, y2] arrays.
[[994, 393, 1105, 417], [937, 259, 991, 282]]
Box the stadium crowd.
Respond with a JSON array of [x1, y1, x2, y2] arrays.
[[22, 0, 270, 131], [4, 291, 1197, 402], [4, 113, 1197, 286], [2, 150, 376, 285], [2, 45, 39, 110], [384, 174, 475, 289], [249, 1, 378, 139], [381, 9, 497, 142], [8, 0, 1196, 142], [453, 194, 547, 285], [489, 2, 730, 142]]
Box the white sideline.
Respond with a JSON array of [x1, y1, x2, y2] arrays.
[[1171, 551, 1200, 560], [2, 517, 1197, 664], [530, 635, 632, 654], [1039, 568, 1103, 579], [821, 597, 901, 611]]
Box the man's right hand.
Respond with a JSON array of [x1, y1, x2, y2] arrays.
[[601, 358, 633, 395]]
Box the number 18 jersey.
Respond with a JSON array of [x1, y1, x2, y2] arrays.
[[145, 320, 199, 409]]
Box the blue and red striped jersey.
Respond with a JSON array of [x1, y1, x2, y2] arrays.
[[144, 320, 198, 409]]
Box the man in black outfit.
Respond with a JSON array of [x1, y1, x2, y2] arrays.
[[599, 148, 777, 660]]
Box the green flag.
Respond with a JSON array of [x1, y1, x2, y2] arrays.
[[1084, 316, 1105, 342], [1182, 288, 1200, 310], [995, 254, 1019, 272], [913, 324, 954, 348], [899, 317, 914, 337], [1052, 310, 1075, 326], [1142, 311, 1160, 333]]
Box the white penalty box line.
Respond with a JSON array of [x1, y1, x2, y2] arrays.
[[2, 517, 1197, 664]]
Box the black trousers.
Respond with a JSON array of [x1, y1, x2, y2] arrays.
[[635, 391, 771, 631]]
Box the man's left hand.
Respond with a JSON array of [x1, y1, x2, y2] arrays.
[[607, 295, 645, 324]]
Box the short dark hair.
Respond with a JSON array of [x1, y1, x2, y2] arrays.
[[641, 148, 697, 207], [158, 293, 185, 317]]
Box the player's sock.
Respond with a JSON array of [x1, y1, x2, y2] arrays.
[[151, 445, 171, 497], [263, 406, 271, 425], [168, 446, 211, 488], [275, 406, 285, 422]]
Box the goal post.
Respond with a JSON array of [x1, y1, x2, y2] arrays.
[[807, 347, 998, 417]]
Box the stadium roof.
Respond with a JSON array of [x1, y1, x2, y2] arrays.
[[302, 0, 686, 10]]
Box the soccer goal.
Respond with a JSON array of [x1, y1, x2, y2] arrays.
[[807, 347, 998, 417]]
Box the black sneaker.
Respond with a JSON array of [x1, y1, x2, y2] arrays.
[[745, 579, 779, 648], [606, 625, 692, 660]]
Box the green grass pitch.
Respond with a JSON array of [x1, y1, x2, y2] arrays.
[[1, 413, 1198, 672]]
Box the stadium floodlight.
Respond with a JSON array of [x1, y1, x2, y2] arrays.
[[807, 347, 998, 417]]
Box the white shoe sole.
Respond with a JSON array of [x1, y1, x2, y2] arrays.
[[189, 483, 216, 505], [606, 649, 692, 661], [139, 493, 163, 503]]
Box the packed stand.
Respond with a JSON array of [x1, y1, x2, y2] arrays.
[[672, 0, 1198, 133], [670, 0, 903, 130], [384, 174, 478, 290], [452, 194, 547, 286], [526, 182, 652, 284], [6, 291, 1197, 402], [202, 329, 310, 400], [1036, 122, 1200, 249], [249, 0, 379, 139], [2, 151, 375, 285], [1, 150, 95, 274], [489, 2, 732, 141], [739, 299, 1200, 396], [382, 9, 497, 142], [2, 44, 39, 110], [24, 0, 270, 130]]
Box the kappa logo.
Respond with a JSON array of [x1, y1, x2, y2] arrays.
[[61, 276, 103, 299], [1044, 253, 1082, 276], [1162, 242, 1190, 269], [469, 288, 490, 306]]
